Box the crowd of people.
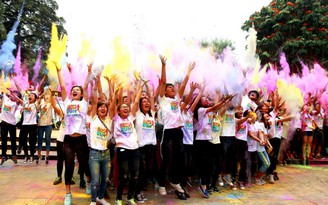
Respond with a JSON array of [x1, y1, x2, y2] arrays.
[[0, 55, 327, 205]]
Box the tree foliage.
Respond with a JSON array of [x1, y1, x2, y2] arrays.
[[242, 0, 328, 74], [201, 38, 235, 59], [0, 0, 66, 61]]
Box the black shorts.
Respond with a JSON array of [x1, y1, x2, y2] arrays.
[[303, 131, 314, 136]]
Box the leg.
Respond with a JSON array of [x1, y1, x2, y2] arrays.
[[89, 150, 100, 202]]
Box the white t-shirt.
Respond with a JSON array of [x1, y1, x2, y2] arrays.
[[221, 109, 236, 136], [135, 110, 156, 147], [159, 95, 184, 129], [1, 95, 20, 125], [195, 108, 213, 141], [182, 110, 194, 145], [210, 113, 222, 144], [57, 120, 66, 142], [22, 102, 38, 125], [257, 122, 267, 152], [313, 112, 324, 129], [236, 121, 248, 142], [63, 98, 88, 135], [90, 116, 112, 150], [86, 115, 92, 147], [301, 113, 314, 132], [247, 122, 259, 152], [274, 118, 283, 139], [113, 114, 138, 150]]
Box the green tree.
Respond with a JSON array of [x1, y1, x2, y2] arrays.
[[242, 0, 328, 74], [201, 38, 235, 59], [0, 0, 66, 61]]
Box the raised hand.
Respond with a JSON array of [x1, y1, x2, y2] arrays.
[[188, 62, 196, 72], [159, 55, 167, 65]]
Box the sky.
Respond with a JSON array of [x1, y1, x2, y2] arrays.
[[56, 0, 272, 63]]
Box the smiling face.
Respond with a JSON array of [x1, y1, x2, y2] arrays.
[[140, 98, 150, 113], [235, 107, 243, 118], [118, 103, 130, 118], [165, 84, 175, 98], [28, 93, 37, 103], [97, 102, 108, 118], [200, 96, 211, 107], [70, 86, 83, 101]]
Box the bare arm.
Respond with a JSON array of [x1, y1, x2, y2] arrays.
[[54, 62, 68, 101], [82, 64, 92, 101], [189, 85, 205, 113], [181, 82, 198, 112], [131, 82, 144, 117], [90, 80, 98, 118], [178, 62, 195, 99], [144, 80, 155, 111], [159, 55, 167, 98], [37, 75, 47, 94]]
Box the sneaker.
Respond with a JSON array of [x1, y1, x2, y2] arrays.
[[182, 187, 190, 198], [90, 202, 96, 205], [209, 185, 221, 192], [218, 175, 224, 187], [86, 182, 91, 194], [115, 200, 122, 205], [36, 156, 40, 164], [45, 157, 49, 164], [1, 156, 7, 165], [238, 181, 246, 190], [245, 183, 253, 188], [254, 178, 264, 186], [126, 198, 137, 205], [170, 183, 184, 193], [223, 174, 233, 186], [140, 192, 147, 201], [134, 194, 145, 203], [158, 186, 167, 195], [12, 156, 18, 164], [80, 179, 86, 189], [23, 156, 28, 163], [96, 197, 110, 205], [260, 178, 267, 185], [29, 156, 34, 163], [53, 177, 62, 185], [268, 174, 275, 184], [174, 190, 187, 200], [64, 193, 72, 205], [232, 182, 237, 190], [199, 185, 209, 198]]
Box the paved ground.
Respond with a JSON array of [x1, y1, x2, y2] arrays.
[[0, 159, 327, 205]]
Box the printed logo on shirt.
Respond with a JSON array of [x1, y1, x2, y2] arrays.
[[237, 124, 247, 134], [67, 104, 81, 116], [120, 122, 133, 133], [24, 107, 33, 114], [3, 105, 12, 112], [225, 113, 234, 123], [212, 121, 221, 132], [142, 119, 155, 130], [86, 122, 91, 131], [185, 120, 193, 130], [170, 101, 179, 112], [208, 114, 214, 124], [97, 127, 108, 139], [40, 106, 48, 115]]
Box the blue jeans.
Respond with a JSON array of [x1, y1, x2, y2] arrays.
[[257, 150, 271, 173], [37, 125, 52, 151], [89, 149, 111, 202]]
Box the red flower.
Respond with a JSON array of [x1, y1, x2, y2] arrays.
[[287, 2, 296, 7]]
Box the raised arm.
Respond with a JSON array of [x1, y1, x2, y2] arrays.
[[189, 84, 205, 113], [206, 95, 231, 114], [144, 80, 155, 111], [178, 62, 195, 99], [82, 64, 92, 101], [159, 55, 167, 98], [90, 80, 98, 118], [180, 82, 198, 112], [54, 62, 68, 101], [37, 75, 47, 95], [50, 92, 64, 119], [131, 82, 144, 117]]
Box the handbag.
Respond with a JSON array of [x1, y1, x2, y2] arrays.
[[98, 117, 116, 148]]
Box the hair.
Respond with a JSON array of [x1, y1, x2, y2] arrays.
[[117, 103, 130, 112], [139, 97, 152, 117], [12, 90, 22, 99], [261, 113, 271, 130], [165, 83, 174, 89], [97, 100, 109, 115], [248, 90, 259, 101], [70, 85, 83, 100]]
